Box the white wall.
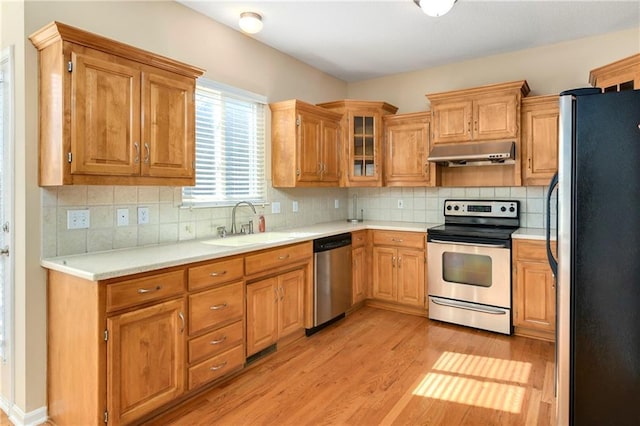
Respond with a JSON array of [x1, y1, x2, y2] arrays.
[[348, 28, 640, 113]]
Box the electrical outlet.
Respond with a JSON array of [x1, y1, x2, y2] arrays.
[[67, 209, 90, 229], [398, 199, 404, 209], [116, 208, 129, 227], [292, 201, 299, 212], [137, 207, 150, 225], [271, 202, 281, 214], [334, 199, 340, 209]]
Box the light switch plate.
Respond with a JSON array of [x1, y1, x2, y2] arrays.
[[292, 201, 299, 212], [398, 199, 404, 209], [334, 199, 339, 209], [137, 207, 150, 225], [67, 209, 90, 229], [271, 202, 281, 214]]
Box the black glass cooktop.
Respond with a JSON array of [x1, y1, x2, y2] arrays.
[[427, 224, 518, 241]]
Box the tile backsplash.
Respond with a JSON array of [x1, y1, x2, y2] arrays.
[[42, 184, 554, 258]]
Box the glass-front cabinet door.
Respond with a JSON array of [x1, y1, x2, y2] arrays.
[[316, 100, 398, 187], [350, 113, 377, 183]]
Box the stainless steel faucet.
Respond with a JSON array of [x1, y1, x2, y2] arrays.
[[230, 201, 257, 235]]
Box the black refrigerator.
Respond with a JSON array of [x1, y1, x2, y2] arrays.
[[547, 88, 640, 425]]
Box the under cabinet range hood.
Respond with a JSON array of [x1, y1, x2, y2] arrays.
[[427, 141, 516, 167]]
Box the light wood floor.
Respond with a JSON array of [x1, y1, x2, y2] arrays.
[[145, 307, 555, 426]]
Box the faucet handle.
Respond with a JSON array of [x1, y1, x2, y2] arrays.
[[241, 223, 251, 234], [217, 226, 227, 238]]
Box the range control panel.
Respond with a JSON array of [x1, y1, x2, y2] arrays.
[[444, 199, 519, 219]]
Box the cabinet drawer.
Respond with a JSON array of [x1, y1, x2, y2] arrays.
[[106, 270, 185, 312], [188, 345, 245, 390], [351, 231, 367, 248], [188, 257, 244, 291], [245, 242, 312, 276], [189, 282, 243, 335], [189, 320, 243, 364], [373, 231, 425, 249], [514, 239, 556, 261]]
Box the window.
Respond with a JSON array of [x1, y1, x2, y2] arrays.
[[182, 79, 266, 206]]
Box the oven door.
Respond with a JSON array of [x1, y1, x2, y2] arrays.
[[427, 239, 511, 308]]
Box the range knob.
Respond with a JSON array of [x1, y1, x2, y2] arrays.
[[454, 205, 460, 211], [446, 205, 452, 211], [509, 206, 515, 212], [500, 206, 506, 212]]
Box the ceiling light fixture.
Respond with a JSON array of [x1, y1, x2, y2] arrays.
[[413, 0, 457, 17], [239, 12, 263, 34]]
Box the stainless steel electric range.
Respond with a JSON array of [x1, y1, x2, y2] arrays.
[[427, 199, 520, 334]]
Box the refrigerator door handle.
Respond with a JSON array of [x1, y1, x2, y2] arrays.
[[546, 172, 558, 276]]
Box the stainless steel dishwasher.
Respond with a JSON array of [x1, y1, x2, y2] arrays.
[[307, 233, 352, 335]]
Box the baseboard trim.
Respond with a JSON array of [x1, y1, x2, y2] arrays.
[[0, 397, 47, 426]]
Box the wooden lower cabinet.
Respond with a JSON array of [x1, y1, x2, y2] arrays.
[[512, 239, 557, 341], [369, 231, 427, 315], [107, 298, 186, 425], [246, 268, 305, 356]]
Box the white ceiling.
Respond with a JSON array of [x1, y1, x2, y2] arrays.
[[178, 0, 640, 82]]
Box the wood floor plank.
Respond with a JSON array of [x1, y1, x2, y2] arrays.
[[144, 307, 555, 426]]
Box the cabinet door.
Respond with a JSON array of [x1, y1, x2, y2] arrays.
[[372, 247, 397, 301], [71, 50, 140, 176], [107, 298, 185, 425], [348, 112, 381, 185], [473, 94, 518, 140], [277, 269, 305, 338], [321, 118, 341, 183], [246, 278, 278, 356], [522, 100, 558, 185], [352, 246, 366, 305], [297, 112, 322, 182], [514, 260, 556, 333], [142, 71, 195, 179], [384, 118, 430, 186], [396, 248, 426, 307], [432, 100, 472, 144]]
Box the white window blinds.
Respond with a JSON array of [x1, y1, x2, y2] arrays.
[[183, 79, 266, 206]]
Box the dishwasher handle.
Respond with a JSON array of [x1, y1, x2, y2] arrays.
[[313, 233, 352, 253]]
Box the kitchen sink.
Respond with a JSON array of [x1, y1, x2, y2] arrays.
[[202, 232, 296, 247]]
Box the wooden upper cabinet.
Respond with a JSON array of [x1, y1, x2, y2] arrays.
[[589, 53, 640, 92], [270, 99, 342, 187], [521, 95, 559, 186], [29, 21, 204, 186], [317, 100, 398, 187], [428, 80, 529, 145], [383, 112, 435, 187], [143, 72, 195, 179], [70, 49, 140, 177]]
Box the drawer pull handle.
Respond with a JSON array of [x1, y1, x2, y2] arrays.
[[137, 285, 161, 294], [210, 361, 228, 371], [209, 270, 227, 277], [210, 336, 227, 345], [391, 238, 403, 243], [210, 303, 228, 311], [278, 254, 290, 260]]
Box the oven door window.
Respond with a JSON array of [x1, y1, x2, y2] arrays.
[[442, 252, 492, 287]]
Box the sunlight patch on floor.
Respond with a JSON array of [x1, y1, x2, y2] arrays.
[[411, 351, 533, 414], [412, 372, 526, 413], [432, 351, 532, 384]]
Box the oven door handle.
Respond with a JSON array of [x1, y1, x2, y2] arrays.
[[430, 297, 507, 315], [429, 239, 509, 249]]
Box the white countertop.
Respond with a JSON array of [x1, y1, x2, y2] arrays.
[[512, 227, 556, 241], [41, 220, 437, 281]]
